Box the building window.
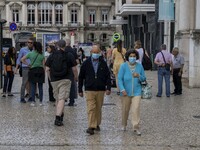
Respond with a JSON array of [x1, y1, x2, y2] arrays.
[[89, 10, 96, 24], [38, 2, 52, 25], [13, 9, 19, 23], [55, 4, 63, 24], [101, 10, 108, 24], [88, 33, 95, 42], [27, 4, 35, 25], [71, 10, 77, 23], [101, 33, 107, 42]]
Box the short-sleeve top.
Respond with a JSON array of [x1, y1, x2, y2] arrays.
[[26, 50, 45, 68], [112, 48, 126, 65]]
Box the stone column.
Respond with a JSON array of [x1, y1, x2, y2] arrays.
[[35, 2, 38, 25], [195, 0, 200, 29], [115, 0, 118, 14], [52, 2, 55, 26], [179, 0, 191, 30], [6, 4, 11, 26], [63, 2, 68, 26], [22, 2, 27, 26], [80, 4, 84, 26]]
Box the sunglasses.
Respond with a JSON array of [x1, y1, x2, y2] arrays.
[[28, 41, 33, 44]]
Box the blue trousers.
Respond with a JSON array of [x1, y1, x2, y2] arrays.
[[31, 82, 43, 102], [157, 67, 170, 97]]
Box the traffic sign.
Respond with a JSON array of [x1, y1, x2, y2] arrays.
[[113, 33, 120, 42], [9, 23, 17, 31]]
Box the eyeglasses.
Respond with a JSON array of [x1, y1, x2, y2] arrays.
[[28, 41, 33, 44]]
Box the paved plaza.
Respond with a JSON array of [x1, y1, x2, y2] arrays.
[[0, 71, 200, 150]]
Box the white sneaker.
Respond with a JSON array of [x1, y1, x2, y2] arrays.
[[30, 102, 35, 107], [39, 102, 43, 106], [134, 129, 141, 136], [121, 126, 126, 131]]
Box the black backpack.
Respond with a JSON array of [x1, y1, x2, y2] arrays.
[[50, 51, 68, 77], [142, 48, 152, 70]]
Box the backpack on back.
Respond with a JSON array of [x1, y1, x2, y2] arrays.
[[50, 51, 68, 77], [142, 48, 152, 70]]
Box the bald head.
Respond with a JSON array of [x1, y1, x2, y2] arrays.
[[91, 45, 101, 53]]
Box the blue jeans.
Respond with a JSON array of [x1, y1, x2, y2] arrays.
[[157, 67, 170, 97], [3, 72, 14, 93], [31, 82, 43, 102]]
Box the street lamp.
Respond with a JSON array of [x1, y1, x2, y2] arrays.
[[0, 19, 7, 88]]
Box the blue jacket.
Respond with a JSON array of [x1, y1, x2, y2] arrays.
[[118, 62, 146, 97]]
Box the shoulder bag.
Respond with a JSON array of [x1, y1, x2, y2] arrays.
[[160, 52, 170, 71]]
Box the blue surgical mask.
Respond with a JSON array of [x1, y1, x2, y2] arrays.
[[92, 53, 100, 59], [129, 57, 136, 64]]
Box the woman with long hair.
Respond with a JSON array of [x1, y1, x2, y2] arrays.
[[111, 40, 126, 95], [134, 40, 144, 64], [21, 42, 45, 106], [2, 47, 16, 97]]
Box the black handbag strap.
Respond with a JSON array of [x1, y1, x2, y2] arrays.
[[160, 52, 167, 65], [119, 50, 126, 62], [31, 53, 39, 66]]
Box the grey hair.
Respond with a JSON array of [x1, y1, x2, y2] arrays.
[[172, 47, 179, 52], [161, 44, 167, 50]]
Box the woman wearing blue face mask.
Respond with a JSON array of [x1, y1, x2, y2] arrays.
[[118, 50, 146, 136]]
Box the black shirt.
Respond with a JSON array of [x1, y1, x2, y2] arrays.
[[45, 50, 77, 82], [65, 46, 78, 60]]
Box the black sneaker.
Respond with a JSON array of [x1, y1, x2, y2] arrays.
[[2, 94, 6, 97], [20, 99, 26, 103], [54, 120, 64, 126], [8, 94, 14, 96], [54, 116, 63, 126], [86, 128, 94, 135], [95, 126, 100, 131], [61, 113, 64, 122]]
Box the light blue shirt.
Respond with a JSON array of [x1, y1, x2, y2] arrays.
[[118, 62, 146, 97], [16, 47, 31, 67], [91, 58, 99, 74], [172, 54, 184, 69]]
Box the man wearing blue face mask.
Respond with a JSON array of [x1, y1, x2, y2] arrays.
[[78, 45, 111, 135]]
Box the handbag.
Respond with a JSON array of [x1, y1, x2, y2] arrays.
[[141, 82, 152, 99], [28, 53, 39, 79], [160, 52, 170, 71]]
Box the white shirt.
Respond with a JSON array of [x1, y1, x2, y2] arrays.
[[136, 48, 144, 64]]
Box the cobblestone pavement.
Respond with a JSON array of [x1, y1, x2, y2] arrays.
[[0, 71, 200, 150]]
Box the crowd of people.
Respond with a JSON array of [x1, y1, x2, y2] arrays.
[[1, 38, 184, 136]]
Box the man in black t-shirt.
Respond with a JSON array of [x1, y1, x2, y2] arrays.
[[46, 40, 78, 126]]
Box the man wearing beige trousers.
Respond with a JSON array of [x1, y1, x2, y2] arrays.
[[78, 45, 111, 135]]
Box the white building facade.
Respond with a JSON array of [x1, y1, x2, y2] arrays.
[[174, 0, 200, 87], [0, 0, 116, 49]]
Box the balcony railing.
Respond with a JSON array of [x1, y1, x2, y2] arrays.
[[68, 22, 80, 27], [122, 0, 155, 4], [98, 22, 110, 27], [85, 22, 98, 27]]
